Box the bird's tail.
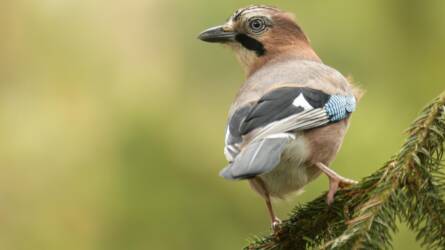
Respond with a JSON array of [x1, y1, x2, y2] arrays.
[[219, 133, 294, 180]]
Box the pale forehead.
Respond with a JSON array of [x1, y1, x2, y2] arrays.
[[230, 6, 279, 21]]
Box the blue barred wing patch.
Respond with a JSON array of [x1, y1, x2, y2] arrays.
[[325, 95, 356, 122]]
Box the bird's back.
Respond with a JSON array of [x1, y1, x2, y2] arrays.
[[230, 58, 354, 117]]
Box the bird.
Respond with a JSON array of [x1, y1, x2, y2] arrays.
[[198, 5, 361, 232]]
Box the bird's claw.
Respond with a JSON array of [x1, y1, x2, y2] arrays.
[[271, 217, 282, 234], [327, 177, 358, 205]]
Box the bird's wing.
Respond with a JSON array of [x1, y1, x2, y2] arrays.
[[221, 86, 356, 180]]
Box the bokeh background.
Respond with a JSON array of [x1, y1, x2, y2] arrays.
[[1, 0, 444, 249]]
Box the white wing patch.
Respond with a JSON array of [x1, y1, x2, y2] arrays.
[[292, 94, 313, 111], [224, 126, 231, 145], [224, 126, 241, 162]]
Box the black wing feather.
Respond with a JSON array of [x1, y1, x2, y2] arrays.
[[238, 87, 330, 135]]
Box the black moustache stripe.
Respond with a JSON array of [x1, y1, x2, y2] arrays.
[[235, 34, 266, 56]]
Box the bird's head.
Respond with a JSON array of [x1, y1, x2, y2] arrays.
[[198, 5, 319, 75]]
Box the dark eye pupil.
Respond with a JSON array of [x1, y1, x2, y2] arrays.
[[250, 19, 264, 31]]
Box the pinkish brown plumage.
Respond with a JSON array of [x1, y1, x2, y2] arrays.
[[199, 5, 360, 232]]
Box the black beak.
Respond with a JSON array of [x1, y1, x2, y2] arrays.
[[198, 25, 236, 43]]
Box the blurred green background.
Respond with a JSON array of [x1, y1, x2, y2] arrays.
[[1, 0, 444, 249]]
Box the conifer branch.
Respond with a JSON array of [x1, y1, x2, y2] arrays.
[[246, 92, 445, 250]]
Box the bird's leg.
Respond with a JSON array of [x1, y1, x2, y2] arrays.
[[265, 195, 281, 232], [252, 178, 281, 233], [315, 162, 358, 205]]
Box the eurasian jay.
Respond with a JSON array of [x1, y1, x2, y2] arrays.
[[198, 5, 361, 231]]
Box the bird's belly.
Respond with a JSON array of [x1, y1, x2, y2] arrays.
[[259, 135, 321, 198]]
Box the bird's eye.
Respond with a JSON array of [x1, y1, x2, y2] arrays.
[[248, 18, 266, 33]]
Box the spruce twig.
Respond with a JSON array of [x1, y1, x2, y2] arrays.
[[246, 92, 445, 250]]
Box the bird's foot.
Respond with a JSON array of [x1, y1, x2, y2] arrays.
[[271, 217, 282, 234], [326, 177, 358, 205], [314, 162, 358, 205]]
